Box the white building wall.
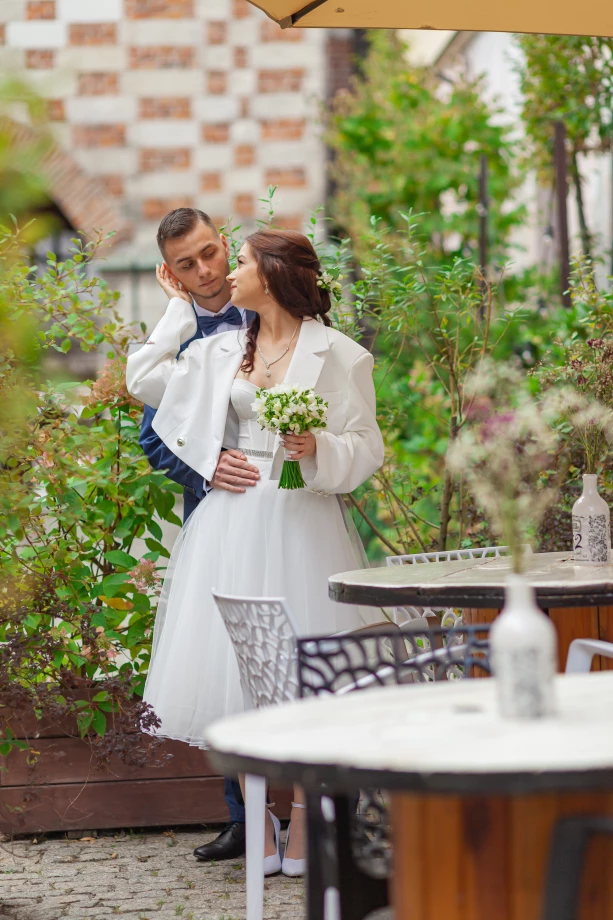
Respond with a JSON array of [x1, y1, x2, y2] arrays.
[[404, 30, 613, 283]]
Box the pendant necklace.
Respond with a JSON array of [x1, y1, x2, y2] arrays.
[[256, 321, 300, 377]]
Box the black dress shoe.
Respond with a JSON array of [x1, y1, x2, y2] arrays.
[[193, 821, 246, 861]]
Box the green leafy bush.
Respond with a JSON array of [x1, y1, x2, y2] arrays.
[[0, 223, 179, 764]]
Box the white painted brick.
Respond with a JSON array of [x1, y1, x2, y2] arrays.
[[251, 94, 307, 118], [196, 0, 230, 20], [229, 69, 256, 97], [0, 47, 25, 69], [197, 196, 232, 223], [204, 45, 232, 69], [230, 118, 258, 144], [66, 96, 137, 124], [228, 19, 258, 45], [122, 70, 201, 96], [24, 68, 78, 96], [73, 147, 138, 176], [128, 120, 199, 147], [6, 21, 67, 49], [259, 141, 316, 167], [303, 72, 326, 96], [57, 0, 123, 22], [0, 2, 26, 25], [225, 167, 262, 193], [57, 46, 126, 70], [250, 44, 318, 68], [195, 145, 232, 170], [119, 19, 198, 45], [266, 189, 314, 213], [197, 96, 240, 122], [129, 171, 199, 197]]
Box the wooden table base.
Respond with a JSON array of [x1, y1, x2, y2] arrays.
[[391, 791, 613, 920], [464, 606, 613, 673]]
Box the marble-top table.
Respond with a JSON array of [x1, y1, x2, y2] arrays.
[[329, 550, 613, 609], [329, 551, 613, 671], [207, 672, 613, 920]]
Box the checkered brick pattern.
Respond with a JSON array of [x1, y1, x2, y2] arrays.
[[0, 0, 329, 245]]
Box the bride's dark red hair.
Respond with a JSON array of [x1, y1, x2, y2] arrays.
[[240, 228, 332, 373]]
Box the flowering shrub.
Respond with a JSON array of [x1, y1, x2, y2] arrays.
[[536, 333, 613, 473], [0, 224, 179, 767], [447, 357, 613, 571], [447, 361, 564, 572]]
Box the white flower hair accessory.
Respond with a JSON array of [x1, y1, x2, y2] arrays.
[[317, 269, 343, 302]]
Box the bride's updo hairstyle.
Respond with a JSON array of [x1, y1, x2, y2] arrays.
[[240, 228, 332, 373]]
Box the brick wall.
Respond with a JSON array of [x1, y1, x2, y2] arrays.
[[0, 0, 329, 253]]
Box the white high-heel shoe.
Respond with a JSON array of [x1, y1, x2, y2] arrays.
[[263, 810, 282, 877], [282, 802, 306, 877]]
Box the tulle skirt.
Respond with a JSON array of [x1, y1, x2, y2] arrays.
[[143, 456, 378, 748]]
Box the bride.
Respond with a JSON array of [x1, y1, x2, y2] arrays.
[[126, 228, 384, 874]]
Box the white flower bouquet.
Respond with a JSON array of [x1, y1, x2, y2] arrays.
[[252, 384, 328, 489]]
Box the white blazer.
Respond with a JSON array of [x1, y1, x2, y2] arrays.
[[126, 297, 384, 495]]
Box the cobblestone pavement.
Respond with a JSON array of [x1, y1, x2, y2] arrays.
[[0, 828, 304, 920]]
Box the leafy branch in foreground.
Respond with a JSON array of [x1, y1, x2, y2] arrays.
[[0, 224, 179, 765]]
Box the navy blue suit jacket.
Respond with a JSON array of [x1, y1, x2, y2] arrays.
[[139, 306, 255, 523]]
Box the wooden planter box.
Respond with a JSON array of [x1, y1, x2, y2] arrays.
[[0, 707, 291, 836]]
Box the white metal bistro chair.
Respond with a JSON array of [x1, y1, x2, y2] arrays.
[[385, 545, 532, 629], [211, 593, 299, 920], [211, 591, 409, 920]]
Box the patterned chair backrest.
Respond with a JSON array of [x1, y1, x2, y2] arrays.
[[297, 624, 491, 698], [212, 592, 301, 710]]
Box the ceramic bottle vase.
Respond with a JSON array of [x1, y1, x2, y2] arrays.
[[572, 474, 611, 566], [490, 574, 557, 719]]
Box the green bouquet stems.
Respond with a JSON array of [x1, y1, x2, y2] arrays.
[[279, 456, 306, 490]]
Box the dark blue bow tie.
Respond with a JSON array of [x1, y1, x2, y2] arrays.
[[197, 305, 242, 336]]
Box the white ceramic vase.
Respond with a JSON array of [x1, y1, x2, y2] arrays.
[[572, 474, 611, 566], [490, 574, 557, 719]]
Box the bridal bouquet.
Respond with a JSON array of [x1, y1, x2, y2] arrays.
[[252, 385, 328, 489]]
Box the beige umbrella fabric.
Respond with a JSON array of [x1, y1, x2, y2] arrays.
[[246, 0, 613, 37]]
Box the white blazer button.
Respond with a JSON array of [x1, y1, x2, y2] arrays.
[[177, 437, 185, 446]]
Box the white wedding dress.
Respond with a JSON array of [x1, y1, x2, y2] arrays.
[[143, 378, 378, 748]]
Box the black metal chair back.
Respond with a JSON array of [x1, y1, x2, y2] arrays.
[[296, 624, 491, 920], [297, 623, 491, 698]]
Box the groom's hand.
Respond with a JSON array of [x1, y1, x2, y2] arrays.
[[211, 449, 260, 493]]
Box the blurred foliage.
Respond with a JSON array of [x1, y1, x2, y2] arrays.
[[517, 35, 613, 259], [0, 78, 57, 241], [325, 31, 525, 267], [321, 214, 532, 559], [319, 224, 613, 563], [0, 95, 180, 768]]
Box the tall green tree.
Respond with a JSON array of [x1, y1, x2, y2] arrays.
[[517, 34, 613, 261], [326, 31, 524, 267]]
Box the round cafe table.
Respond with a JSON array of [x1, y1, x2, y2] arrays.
[[206, 672, 613, 920], [329, 551, 613, 671]]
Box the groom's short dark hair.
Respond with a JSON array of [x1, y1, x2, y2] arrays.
[[157, 208, 218, 256]]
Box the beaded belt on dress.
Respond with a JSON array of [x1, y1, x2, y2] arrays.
[[242, 448, 274, 459]]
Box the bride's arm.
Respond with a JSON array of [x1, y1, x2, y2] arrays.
[[308, 351, 384, 494], [126, 297, 198, 408]]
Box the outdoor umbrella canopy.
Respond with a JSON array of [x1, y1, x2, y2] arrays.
[[247, 0, 613, 36]]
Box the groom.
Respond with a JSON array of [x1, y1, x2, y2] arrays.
[[140, 207, 258, 862]]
